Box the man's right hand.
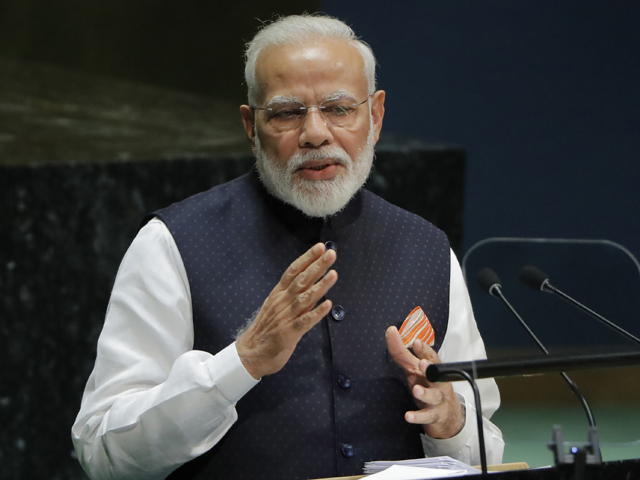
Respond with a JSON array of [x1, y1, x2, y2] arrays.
[[236, 243, 337, 379]]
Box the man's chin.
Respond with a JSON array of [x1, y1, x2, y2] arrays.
[[288, 193, 353, 218], [287, 177, 357, 218]]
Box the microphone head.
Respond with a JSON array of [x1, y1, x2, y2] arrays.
[[477, 268, 502, 296], [519, 265, 549, 290]]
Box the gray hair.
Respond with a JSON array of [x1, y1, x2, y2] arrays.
[[244, 14, 377, 106]]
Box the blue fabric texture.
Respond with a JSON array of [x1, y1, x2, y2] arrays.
[[155, 170, 451, 479]]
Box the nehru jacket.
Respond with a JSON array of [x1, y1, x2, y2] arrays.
[[72, 170, 504, 480], [155, 171, 451, 479]]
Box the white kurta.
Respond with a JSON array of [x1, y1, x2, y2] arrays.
[[72, 218, 504, 480]]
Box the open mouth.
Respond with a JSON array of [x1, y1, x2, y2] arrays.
[[296, 160, 342, 180], [305, 164, 333, 171], [296, 159, 340, 171]]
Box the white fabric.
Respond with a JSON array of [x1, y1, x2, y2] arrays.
[[72, 217, 503, 480]]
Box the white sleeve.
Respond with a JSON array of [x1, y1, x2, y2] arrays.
[[420, 249, 505, 466], [71, 218, 260, 480]]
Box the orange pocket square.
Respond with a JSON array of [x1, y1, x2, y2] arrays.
[[399, 306, 435, 348]]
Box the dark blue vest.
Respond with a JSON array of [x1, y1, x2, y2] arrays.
[[155, 171, 451, 480]]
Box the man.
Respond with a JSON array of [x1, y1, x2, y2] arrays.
[[73, 14, 503, 480]]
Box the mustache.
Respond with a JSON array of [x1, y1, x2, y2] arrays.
[[286, 146, 353, 174]]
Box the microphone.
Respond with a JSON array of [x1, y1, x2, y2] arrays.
[[519, 265, 640, 346], [477, 268, 597, 428], [477, 268, 548, 351], [477, 268, 502, 297]]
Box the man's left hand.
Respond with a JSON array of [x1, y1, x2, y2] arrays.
[[385, 326, 465, 439]]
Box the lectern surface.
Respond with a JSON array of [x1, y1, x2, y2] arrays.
[[311, 458, 640, 480]]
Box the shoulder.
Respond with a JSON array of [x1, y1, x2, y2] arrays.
[[146, 171, 257, 230], [160, 172, 253, 215], [361, 189, 449, 243]]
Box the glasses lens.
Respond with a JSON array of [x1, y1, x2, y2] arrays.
[[320, 100, 360, 127], [265, 103, 306, 130], [260, 98, 367, 130]]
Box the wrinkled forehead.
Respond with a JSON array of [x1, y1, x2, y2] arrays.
[[254, 39, 368, 105]]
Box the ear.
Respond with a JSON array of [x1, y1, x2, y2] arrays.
[[370, 90, 386, 144], [240, 105, 256, 148]]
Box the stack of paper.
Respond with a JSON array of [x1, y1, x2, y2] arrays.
[[363, 456, 481, 478]]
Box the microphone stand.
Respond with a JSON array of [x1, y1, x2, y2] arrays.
[[542, 281, 640, 345], [441, 369, 488, 475], [492, 287, 597, 428]]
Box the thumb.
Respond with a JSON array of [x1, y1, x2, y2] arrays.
[[412, 339, 441, 364], [386, 326, 421, 375]]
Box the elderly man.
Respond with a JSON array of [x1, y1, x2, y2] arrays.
[[73, 14, 503, 480]]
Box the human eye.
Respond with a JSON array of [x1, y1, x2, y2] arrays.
[[269, 104, 305, 120], [321, 102, 354, 117]]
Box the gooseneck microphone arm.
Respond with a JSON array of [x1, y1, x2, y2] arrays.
[[519, 265, 640, 346], [445, 368, 488, 475], [477, 269, 597, 428]]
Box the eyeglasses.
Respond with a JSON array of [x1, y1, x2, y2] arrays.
[[253, 95, 371, 131]]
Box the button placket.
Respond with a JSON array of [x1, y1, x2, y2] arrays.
[[323, 237, 356, 464]]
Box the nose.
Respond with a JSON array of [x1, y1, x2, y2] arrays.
[[298, 107, 333, 148]]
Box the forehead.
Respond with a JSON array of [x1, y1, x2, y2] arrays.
[[255, 39, 367, 104]]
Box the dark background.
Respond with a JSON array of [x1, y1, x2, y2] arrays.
[[2, 0, 639, 259], [322, 0, 640, 259], [0, 0, 316, 102], [2, 1, 640, 478]]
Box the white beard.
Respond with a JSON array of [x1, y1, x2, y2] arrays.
[[254, 123, 376, 218]]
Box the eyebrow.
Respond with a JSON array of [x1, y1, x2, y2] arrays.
[[265, 90, 358, 107], [322, 90, 358, 103], [265, 95, 302, 107]]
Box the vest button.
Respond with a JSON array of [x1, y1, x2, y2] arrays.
[[331, 305, 346, 321], [341, 443, 354, 458], [324, 241, 337, 253], [337, 374, 351, 389]]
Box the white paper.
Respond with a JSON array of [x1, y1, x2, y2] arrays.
[[365, 464, 470, 479], [363, 456, 480, 476]]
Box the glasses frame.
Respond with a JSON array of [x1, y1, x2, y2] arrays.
[[252, 94, 373, 131]]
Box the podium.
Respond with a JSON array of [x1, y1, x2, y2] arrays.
[[316, 459, 640, 479], [424, 350, 640, 477], [473, 459, 640, 479]]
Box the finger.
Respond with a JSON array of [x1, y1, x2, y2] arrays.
[[412, 339, 442, 364], [386, 326, 421, 375], [290, 269, 338, 315], [406, 384, 465, 438], [405, 408, 439, 425], [278, 243, 326, 290], [289, 248, 337, 295], [412, 383, 445, 407], [293, 298, 333, 332]]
